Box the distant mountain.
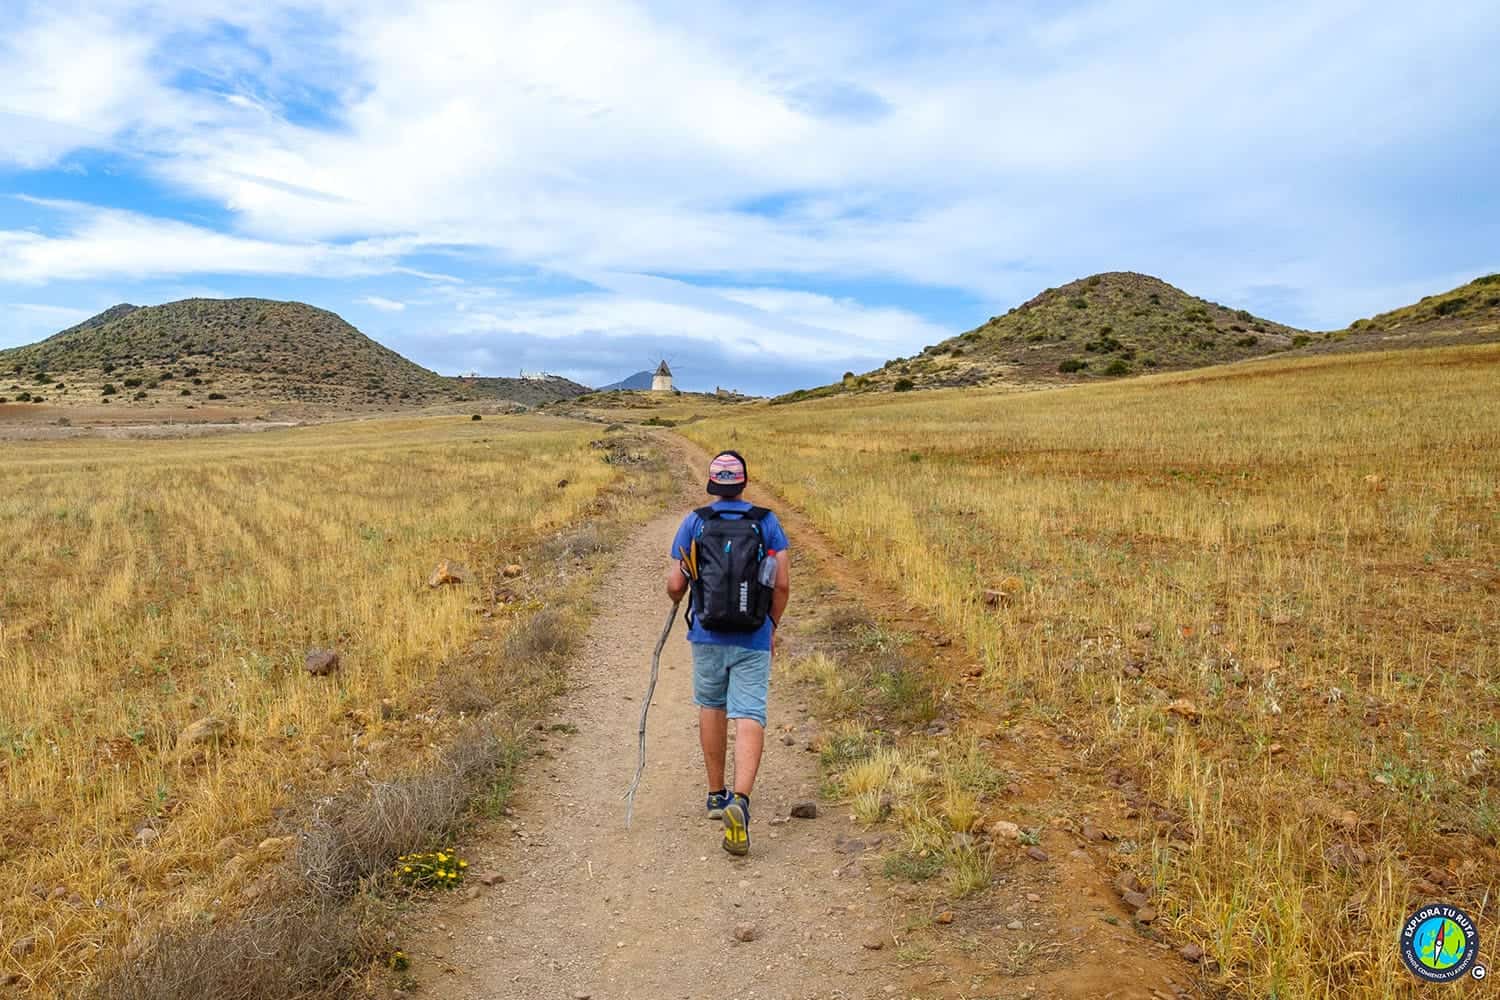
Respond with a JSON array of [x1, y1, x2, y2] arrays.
[[781, 272, 1306, 400], [599, 370, 654, 391], [0, 298, 593, 411]]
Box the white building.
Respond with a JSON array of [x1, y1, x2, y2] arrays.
[[651, 360, 673, 392]]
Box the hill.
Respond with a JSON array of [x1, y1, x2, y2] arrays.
[[0, 298, 585, 413], [785, 272, 1306, 400], [457, 374, 592, 406], [600, 370, 653, 391], [1313, 273, 1500, 355]]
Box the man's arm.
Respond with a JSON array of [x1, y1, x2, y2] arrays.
[[769, 550, 790, 649], [666, 561, 689, 602]]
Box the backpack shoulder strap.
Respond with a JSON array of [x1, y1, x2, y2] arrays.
[[693, 506, 720, 522], [743, 506, 771, 521]]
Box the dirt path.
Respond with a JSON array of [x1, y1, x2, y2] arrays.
[[401, 477, 898, 1000], [399, 442, 1204, 1000]]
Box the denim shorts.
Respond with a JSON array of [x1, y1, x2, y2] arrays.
[[691, 643, 771, 727]]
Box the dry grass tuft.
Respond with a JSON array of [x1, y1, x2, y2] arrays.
[[297, 719, 509, 899], [91, 897, 366, 1000]]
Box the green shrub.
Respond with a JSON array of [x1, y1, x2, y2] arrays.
[[133, 390, 147, 400], [893, 378, 915, 392], [1142, 356, 1159, 368], [123, 377, 142, 388], [1434, 297, 1467, 316], [1087, 275, 1102, 287], [207, 392, 227, 400], [1103, 359, 1131, 376], [1292, 334, 1311, 347], [34, 371, 52, 383], [1058, 358, 1086, 373], [1474, 273, 1500, 285], [1236, 335, 1259, 347], [16, 391, 33, 402], [1236, 309, 1254, 322], [101, 383, 118, 396], [1068, 296, 1088, 310], [471, 414, 482, 421], [180, 388, 192, 396]]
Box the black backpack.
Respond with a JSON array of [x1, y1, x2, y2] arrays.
[[688, 506, 773, 632]]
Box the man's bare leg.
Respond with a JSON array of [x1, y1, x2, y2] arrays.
[[699, 707, 728, 791], [731, 718, 763, 797]]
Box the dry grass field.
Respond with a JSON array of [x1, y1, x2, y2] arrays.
[[681, 344, 1499, 998], [0, 416, 659, 995]]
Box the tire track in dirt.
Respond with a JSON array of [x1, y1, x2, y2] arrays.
[[395, 435, 1205, 1000]]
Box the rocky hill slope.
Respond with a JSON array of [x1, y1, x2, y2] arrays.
[[789, 273, 1305, 400], [0, 298, 586, 411]]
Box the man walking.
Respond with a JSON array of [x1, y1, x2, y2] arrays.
[[666, 451, 790, 856]]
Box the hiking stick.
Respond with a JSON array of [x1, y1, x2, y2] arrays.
[[623, 598, 679, 828]]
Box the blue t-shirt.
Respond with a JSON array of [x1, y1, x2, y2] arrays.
[[670, 499, 789, 651]]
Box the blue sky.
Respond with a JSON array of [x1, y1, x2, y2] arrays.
[[3, 1, 1498, 394]]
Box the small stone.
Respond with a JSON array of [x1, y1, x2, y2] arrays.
[[936, 911, 954, 924], [428, 560, 472, 587], [478, 872, 504, 886], [502, 564, 524, 579], [780, 733, 795, 746], [1136, 906, 1158, 924], [1132, 622, 1155, 639], [1179, 943, 1205, 963], [304, 648, 339, 676], [1122, 890, 1150, 909], [1115, 871, 1146, 896], [1165, 698, 1199, 722], [48, 886, 67, 901], [1338, 810, 1360, 833], [134, 826, 160, 848], [464, 887, 481, 900], [1025, 846, 1049, 862], [733, 923, 758, 942], [176, 716, 231, 751], [987, 820, 1022, 841], [862, 937, 885, 950], [557, 479, 570, 489], [790, 801, 818, 819], [1081, 823, 1111, 842], [9, 936, 35, 959], [1025, 893, 1041, 903], [1006, 919, 1024, 930]]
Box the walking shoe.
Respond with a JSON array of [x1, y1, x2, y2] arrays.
[[721, 793, 750, 856], [706, 789, 733, 820]]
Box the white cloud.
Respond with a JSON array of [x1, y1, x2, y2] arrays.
[[0, 199, 427, 283], [1, 0, 1498, 362], [358, 295, 407, 311], [447, 274, 947, 368]]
